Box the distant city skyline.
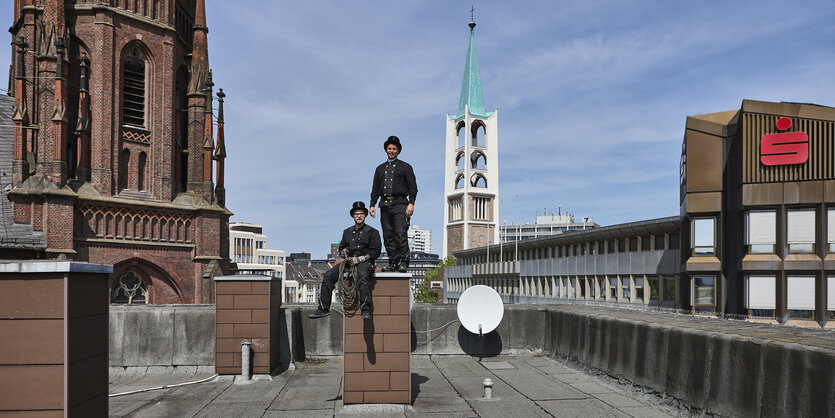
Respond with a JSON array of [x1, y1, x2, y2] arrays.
[[4, 2, 832, 257]]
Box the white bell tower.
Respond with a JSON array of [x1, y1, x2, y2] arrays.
[[443, 19, 500, 258]]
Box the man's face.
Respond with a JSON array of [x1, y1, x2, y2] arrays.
[[386, 144, 400, 160], [352, 211, 366, 225]]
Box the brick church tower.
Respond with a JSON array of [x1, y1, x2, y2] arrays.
[[5, 0, 231, 303]]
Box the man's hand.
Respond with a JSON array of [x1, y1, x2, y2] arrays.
[[405, 203, 414, 217], [347, 256, 360, 265], [369, 206, 376, 218]]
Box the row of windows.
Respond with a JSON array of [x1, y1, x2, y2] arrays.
[[257, 255, 283, 265], [742, 275, 835, 320], [234, 237, 254, 263], [447, 275, 678, 304], [461, 233, 680, 264], [693, 207, 835, 256]]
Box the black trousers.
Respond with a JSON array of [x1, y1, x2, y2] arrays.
[[318, 261, 373, 311], [380, 203, 410, 266]]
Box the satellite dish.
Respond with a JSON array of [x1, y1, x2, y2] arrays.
[[457, 285, 504, 335]]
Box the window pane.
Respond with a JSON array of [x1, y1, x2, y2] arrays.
[[664, 276, 675, 301], [693, 218, 715, 248], [642, 237, 651, 251], [654, 235, 665, 250], [693, 276, 715, 306], [747, 210, 776, 246], [649, 277, 659, 300], [787, 209, 815, 247], [635, 277, 644, 300], [629, 238, 638, 252], [787, 275, 815, 310], [746, 275, 776, 309], [829, 276, 835, 315], [669, 234, 680, 249], [622, 277, 630, 299], [828, 209, 835, 245]]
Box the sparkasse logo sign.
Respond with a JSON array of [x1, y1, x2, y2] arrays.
[[760, 117, 809, 166]]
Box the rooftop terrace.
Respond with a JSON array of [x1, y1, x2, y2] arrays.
[[109, 354, 685, 417]]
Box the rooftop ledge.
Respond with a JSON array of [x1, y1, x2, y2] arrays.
[[0, 260, 113, 274]]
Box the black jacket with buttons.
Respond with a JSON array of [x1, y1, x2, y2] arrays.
[[370, 159, 418, 207], [339, 223, 382, 261]]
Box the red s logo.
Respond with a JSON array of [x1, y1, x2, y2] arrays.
[[760, 117, 808, 166]]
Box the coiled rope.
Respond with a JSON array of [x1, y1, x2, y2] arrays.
[[337, 260, 377, 317], [337, 260, 359, 316]]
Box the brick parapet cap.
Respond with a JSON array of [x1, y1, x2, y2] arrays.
[[214, 274, 277, 282], [374, 272, 411, 279], [0, 260, 113, 274]]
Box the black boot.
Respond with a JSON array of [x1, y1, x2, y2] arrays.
[[382, 261, 398, 272], [308, 308, 330, 318], [397, 260, 408, 273]]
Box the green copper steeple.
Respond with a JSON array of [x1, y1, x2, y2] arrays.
[[455, 20, 492, 120]]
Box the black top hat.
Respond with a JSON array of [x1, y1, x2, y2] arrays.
[[383, 135, 402, 152], [350, 201, 368, 216]]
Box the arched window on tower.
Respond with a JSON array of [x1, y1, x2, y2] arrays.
[[471, 173, 487, 188], [119, 148, 130, 191], [472, 121, 486, 147], [122, 48, 146, 128], [138, 151, 147, 191], [112, 271, 147, 304], [455, 173, 464, 189], [471, 150, 486, 170], [456, 121, 465, 149], [456, 151, 465, 171]]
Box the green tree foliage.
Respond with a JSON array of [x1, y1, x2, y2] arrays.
[[414, 257, 456, 303]]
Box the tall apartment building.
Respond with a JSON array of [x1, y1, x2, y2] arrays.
[[229, 223, 292, 302], [408, 225, 432, 254]]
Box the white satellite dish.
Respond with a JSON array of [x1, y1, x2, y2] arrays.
[[457, 285, 504, 335]]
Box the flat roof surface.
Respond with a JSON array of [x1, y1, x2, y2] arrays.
[[109, 355, 685, 417]]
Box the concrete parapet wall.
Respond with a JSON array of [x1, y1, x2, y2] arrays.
[[545, 306, 835, 418], [109, 305, 215, 367], [107, 303, 834, 416]]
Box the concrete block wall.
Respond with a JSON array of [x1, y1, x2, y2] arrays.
[[109, 304, 215, 368], [343, 273, 411, 404]]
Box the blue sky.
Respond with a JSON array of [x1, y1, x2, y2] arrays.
[[4, 2, 835, 257]]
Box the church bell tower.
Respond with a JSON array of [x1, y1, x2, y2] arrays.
[[443, 19, 500, 258]]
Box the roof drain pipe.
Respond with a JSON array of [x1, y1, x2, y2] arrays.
[[483, 378, 493, 399], [241, 342, 252, 381]]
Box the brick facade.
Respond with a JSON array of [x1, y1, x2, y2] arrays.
[[5, 0, 230, 303], [343, 272, 412, 404], [215, 277, 282, 374]]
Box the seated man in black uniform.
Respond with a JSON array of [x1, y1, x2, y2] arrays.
[[309, 201, 382, 320]]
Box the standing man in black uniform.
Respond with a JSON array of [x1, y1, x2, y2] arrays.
[[309, 202, 382, 320], [370, 136, 418, 273]]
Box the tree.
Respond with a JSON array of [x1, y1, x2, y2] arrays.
[[414, 257, 456, 303]]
